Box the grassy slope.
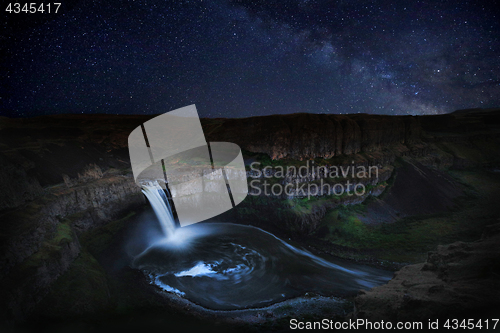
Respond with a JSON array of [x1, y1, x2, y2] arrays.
[[33, 211, 141, 318], [310, 165, 500, 265]]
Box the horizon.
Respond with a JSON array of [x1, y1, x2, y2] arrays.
[[2, 106, 499, 119]]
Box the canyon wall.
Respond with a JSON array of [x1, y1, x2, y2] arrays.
[[0, 116, 148, 319], [204, 113, 422, 160], [0, 108, 498, 321], [0, 172, 144, 319]]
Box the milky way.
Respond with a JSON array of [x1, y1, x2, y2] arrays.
[[2, 0, 499, 117]]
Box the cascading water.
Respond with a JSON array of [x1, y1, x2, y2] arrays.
[[141, 181, 176, 238], [132, 182, 393, 310]]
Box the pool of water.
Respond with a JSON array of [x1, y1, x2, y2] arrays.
[[128, 209, 392, 310]]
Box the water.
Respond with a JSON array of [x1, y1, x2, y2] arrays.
[[133, 182, 392, 310], [141, 182, 176, 237]]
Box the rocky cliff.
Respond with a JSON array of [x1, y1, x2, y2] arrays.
[[204, 113, 422, 160], [0, 172, 144, 319], [0, 108, 499, 322], [2, 109, 498, 208], [350, 222, 500, 321], [0, 116, 147, 320]]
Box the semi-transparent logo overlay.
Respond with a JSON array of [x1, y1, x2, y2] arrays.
[[128, 104, 248, 227]]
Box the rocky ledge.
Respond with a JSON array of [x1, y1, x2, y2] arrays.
[[0, 170, 144, 320], [350, 222, 500, 321]]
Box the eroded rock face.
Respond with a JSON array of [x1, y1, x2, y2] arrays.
[[0, 173, 144, 320], [0, 174, 144, 277], [350, 223, 500, 321], [206, 113, 420, 160], [0, 109, 497, 322], [2, 232, 81, 320]]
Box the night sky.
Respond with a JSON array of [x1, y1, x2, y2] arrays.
[[2, 0, 499, 118]]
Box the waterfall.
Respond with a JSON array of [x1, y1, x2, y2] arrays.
[[141, 181, 176, 237]]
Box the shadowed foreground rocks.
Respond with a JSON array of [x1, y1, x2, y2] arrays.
[[0, 173, 144, 320], [350, 223, 500, 321]]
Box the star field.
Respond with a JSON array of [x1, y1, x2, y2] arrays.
[[2, 0, 499, 117]]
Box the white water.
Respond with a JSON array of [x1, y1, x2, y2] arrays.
[[135, 185, 393, 310], [140, 183, 366, 275], [141, 181, 176, 237]]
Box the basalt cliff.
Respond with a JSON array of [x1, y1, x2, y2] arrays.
[[350, 223, 500, 322], [204, 113, 422, 159], [0, 108, 499, 324]]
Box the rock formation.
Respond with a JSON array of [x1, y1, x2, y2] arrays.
[[0, 108, 498, 322], [0, 173, 144, 319], [204, 113, 422, 160], [350, 223, 500, 321]]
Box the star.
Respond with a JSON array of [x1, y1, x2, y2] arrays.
[[1, 0, 499, 118]]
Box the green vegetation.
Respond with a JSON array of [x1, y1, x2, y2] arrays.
[[22, 221, 73, 268], [18, 131, 500, 322], [34, 210, 143, 318], [81, 211, 136, 257], [313, 167, 500, 263], [243, 149, 284, 168], [36, 250, 110, 316], [242, 149, 379, 169], [0, 194, 55, 241]]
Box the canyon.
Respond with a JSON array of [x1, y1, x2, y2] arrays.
[[0, 108, 499, 329]]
